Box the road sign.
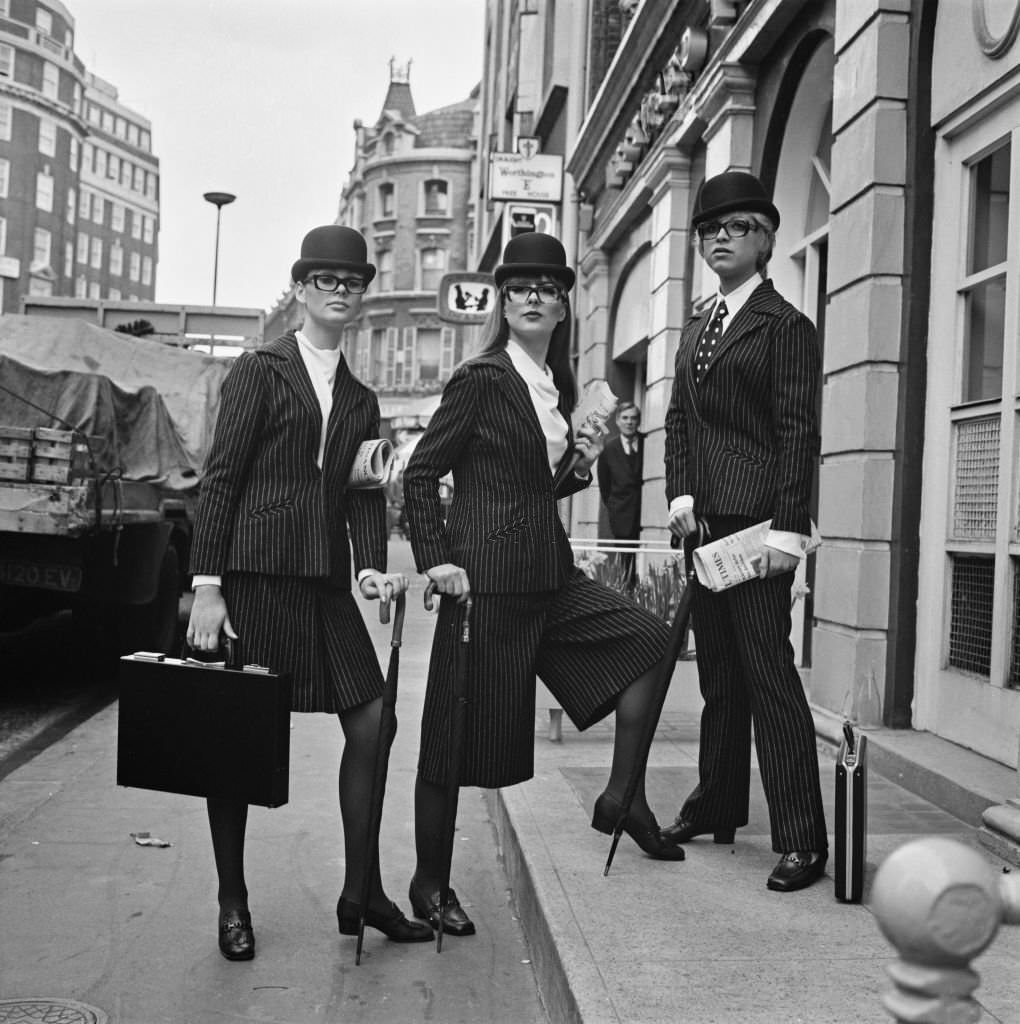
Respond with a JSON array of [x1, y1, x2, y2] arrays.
[[437, 272, 497, 324], [488, 151, 563, 203]]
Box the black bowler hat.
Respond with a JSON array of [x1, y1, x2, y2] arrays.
[[291, 225, 376, 285], [691, 171, 780, 230], [494, 232, 575, 290]]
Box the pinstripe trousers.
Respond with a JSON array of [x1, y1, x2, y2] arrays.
[[682, 517, 828, 854]]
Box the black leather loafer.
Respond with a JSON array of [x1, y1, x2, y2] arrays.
[[766, 851, 827, 892], [218, 908, 255, 961], [337, 898, 433, 942], [660, 815, 736, 845], [591, 793, 685, 861], [408, 878, 476, 937]]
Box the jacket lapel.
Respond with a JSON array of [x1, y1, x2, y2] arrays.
[[325, 353, 368, 450], [700, 279, 781, 379], [262, 331, 320, 423]]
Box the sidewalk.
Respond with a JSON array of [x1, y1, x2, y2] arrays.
[[2, 537, 1020, 1023]]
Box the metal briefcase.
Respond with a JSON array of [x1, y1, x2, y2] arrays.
[[834, 722, 867, 902], [117, 649, 292, 808]]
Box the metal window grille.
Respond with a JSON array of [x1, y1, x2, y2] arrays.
[[948, 555, 995, 676], [952, 417, 1000, 538], [1010, 560, 1020, 689]]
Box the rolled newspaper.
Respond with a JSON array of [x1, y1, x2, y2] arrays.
[[572, 379, 618, 435], [692, 519, 821, 592], [347, 438, 395, 489]]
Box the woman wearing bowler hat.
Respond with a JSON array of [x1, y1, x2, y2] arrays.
[[402, 231, 685, 940], [187, 225, 432, 960]]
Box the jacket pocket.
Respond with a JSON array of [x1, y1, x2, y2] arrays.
[[486, 515, 528, 541], [248, 497, 294, 518]]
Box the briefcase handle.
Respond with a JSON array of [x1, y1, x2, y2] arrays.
[[181, 635, 243, 671]]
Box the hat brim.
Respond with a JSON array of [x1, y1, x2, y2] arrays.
[[291, 258, 377, 285], [692, 198, 780, 230], [494, 262, 575, 290]]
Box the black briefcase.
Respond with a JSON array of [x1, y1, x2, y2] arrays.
[[117, 647, 292, 808], [834, 722, 867, 902]]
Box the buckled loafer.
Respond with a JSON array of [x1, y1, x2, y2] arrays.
[[591, 792, 685, 861], [659, 815, 735, 845], [218, 908, 255, 961], [337, 897, 433, 942], [408, 878, 476, 936], [766, 851, 827, 892]]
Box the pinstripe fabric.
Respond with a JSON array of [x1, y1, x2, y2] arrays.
[[664, 280, 820, 535], [224, 573, 382, 713], [403, 349, 587, 594], [664, 282, 826, 853], [417, 569, 671, 788], [189, 330, 387, 712]]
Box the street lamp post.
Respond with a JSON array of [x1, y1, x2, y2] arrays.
[[203, 190, 236, 306]]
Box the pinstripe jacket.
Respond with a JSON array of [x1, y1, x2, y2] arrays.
[[664, 280, 819, 535], [403, 348, 589, 594], [189, 330, 386, 588]]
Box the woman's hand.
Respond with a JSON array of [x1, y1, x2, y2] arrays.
[[358, 572, 409, 603], [186, 585, 236, 652], [668, 507, 698, 539], [757, 546, 800, 579], [572, 422, 606, 475], [426, 563, 471, 602]]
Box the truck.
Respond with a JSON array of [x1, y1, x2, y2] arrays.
[[0, 306, 261, 664]]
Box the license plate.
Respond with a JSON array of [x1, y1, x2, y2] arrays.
[[0, 560, 83, 592]]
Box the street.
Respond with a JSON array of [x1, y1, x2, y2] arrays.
[[0, 538, 549, 1024]]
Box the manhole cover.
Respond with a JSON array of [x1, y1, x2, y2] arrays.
[[0, 1000, 108, 1024]]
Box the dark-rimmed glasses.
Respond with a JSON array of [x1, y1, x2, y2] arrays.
[[304, 273, 367, 294], [503, 283, 564, 304], [696, 218, 762, 241]]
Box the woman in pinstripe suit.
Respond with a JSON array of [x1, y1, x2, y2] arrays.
[[186, 226, 432, 960], [402, 232, 685, 939], [662, 172, 828, 893]]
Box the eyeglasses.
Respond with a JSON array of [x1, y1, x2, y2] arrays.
[[696, 218, 762, 241], [503, 283, 564, 304], [304, 273, 367, 294]]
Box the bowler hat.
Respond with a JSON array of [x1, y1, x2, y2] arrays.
[[494, 232, 575, 290], [691, 171, 780, 230], [291, 225, 376, 285]]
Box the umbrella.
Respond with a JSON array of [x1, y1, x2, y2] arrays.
[[602, 526, 702, 876], [355, 588, 405, 965], [424, 582, 473, 953]]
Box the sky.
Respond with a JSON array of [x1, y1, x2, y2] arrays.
[[72, 0, 486, 313]]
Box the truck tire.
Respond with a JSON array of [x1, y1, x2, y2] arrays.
[[119, 543, 181, 656]]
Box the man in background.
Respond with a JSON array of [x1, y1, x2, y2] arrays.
[[597, 402, 643, 587]]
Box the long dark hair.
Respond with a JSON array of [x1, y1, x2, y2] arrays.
[[475, 284, 577, 410]]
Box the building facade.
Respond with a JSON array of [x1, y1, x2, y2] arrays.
[[0, 0, 159, 314], [475, 0, 1020, 859]]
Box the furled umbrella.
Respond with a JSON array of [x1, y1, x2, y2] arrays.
[[355, 589, 405, 965]]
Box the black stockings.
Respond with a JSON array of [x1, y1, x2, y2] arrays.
[[606, 665, 660, 820]]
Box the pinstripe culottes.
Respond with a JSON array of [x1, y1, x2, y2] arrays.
[[223, 572, 383, 714], [417, 567, 671, 789]]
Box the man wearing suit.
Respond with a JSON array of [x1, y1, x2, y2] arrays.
[[186, 225, 431, 960], [597, 402, 643, 586], [662, 171, 828, 892]]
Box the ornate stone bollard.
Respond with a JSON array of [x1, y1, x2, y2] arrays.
[[871, 837, 1020, 1022]]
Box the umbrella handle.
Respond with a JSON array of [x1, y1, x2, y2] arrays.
[[424, 580, 439, 611], [378, 591, 406, 645]]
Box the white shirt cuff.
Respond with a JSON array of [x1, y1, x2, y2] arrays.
[[357, 568, 379, 583], [192, 574, 221, 589], [764, 530, 808, 558], [669, 495, 694, 517]]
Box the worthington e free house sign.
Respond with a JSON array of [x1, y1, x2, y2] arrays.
[[488, 151, 564, 203]]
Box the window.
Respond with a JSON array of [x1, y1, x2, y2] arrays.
[[0, 217, 7, 255], [127, 123, 138, 146], [39, 118, 56, 156], [145, 172, 156, 199], [108, 287, 121, 300], [83, 142, 93, 170], [129, 251, 140, 281], [130, 210, 141, 239], [28, 277, 53, 297], [112, 204, 124, 232], [90, 237, 102, 269], [79, 190, 91, 220], [69, 136, 78, 171], [423, 179, 449, 215], [95, 149, 107, 178], [416, 328, 442, 382], [36, 172, 53, 212], [42, 62, 58, 100], [376, 248, 393, 291], [36, 8, 52, 35], [377, 182, 395, 218], [76, 232, 88, 263], [0, 102, 11, 142], [141, 255, 152, 286], [108, 154, 119, 180], [133, 166, 144, 191], [63, 240, 72, 277], [109, 243, 123, 276], [101, 110, 113, 133], [0, 158, 10, 198], [88, 280, 100, 299], [143, 216, 154, 244], [74, 274, 86, 298], [140, 129, 150, 151], [66, 188, 75, 224], [72, 82, 80, 115], [32, 227, 51, 269], [115, 116, 126, 139], [0, 44, 14, 79], [419, 247, 446, 290], [87, 104, 100, 125], [92, 195, 104, 225]]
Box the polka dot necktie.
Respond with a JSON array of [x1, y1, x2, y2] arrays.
[[695, 299, 728, 384]]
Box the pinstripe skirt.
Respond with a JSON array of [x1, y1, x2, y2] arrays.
[[223, 572, 383, 714], [417, 567, 671, 788]]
